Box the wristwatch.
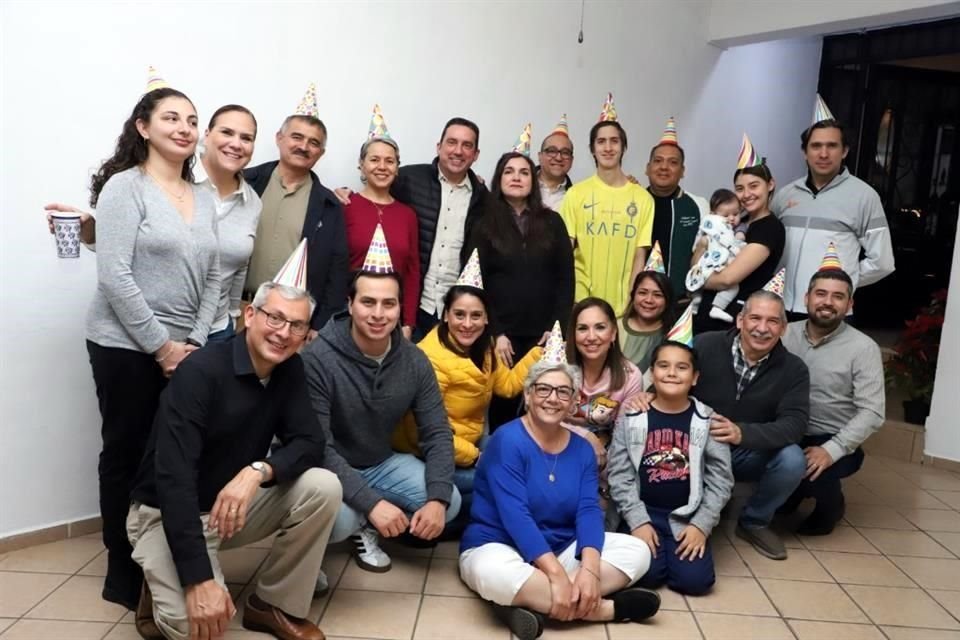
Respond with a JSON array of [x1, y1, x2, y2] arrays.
[[250, 461, 269, 481]]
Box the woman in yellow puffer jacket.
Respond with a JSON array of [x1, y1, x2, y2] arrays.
[[393, 283, 542, 516]]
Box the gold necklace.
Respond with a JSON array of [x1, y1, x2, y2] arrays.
[[146, 170, 187, 202]]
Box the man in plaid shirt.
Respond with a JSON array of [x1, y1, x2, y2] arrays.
[[692, 290, 810, 562]]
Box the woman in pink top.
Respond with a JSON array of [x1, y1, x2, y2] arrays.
[[564, 297, 644, 474]]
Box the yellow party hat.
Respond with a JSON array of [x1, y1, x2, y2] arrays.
[[597, 93, 618, 122]]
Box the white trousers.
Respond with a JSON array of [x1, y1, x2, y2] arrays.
[[458, 532, 650, 606]]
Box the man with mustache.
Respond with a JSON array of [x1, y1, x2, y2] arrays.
[[781, 268, 884, 535], [692, 290, 810, 560], [244, 102, 349, 340]]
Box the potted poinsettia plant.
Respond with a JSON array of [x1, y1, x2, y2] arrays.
[[885, 289, 946, 424]]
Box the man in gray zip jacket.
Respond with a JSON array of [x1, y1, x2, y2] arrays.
[[301, 271, 460, 576], [772, 120, 894, 318]]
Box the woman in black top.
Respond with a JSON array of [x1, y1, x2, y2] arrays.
[[693, 162, 784, 332], [463, 151, 574, 430]]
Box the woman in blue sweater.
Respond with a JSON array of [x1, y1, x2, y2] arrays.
[[459, 360, 660, 640]]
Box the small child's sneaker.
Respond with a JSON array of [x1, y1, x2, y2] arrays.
[[709, 306, 734, 323]]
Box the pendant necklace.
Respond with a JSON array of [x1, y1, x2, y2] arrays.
[[146, 170, 186, 202], [543, 451, 560, 482]]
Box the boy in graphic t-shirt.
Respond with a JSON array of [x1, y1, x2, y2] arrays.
[[607, 341, 733, 595]]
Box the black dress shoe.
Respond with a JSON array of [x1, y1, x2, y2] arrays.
[[491, 603, 543, 639], [611, 587, 661, 622]]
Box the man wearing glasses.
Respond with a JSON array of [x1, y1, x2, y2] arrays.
[[538, 126, 575, 211], [126, 281, 341, 640]]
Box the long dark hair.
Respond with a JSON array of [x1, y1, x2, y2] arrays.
[[624, 271, 677, 329], [566, 297, 629, 392], [90, 87, 196, 207], [438, 285, 497, 372], [474, 152, 552, 255]]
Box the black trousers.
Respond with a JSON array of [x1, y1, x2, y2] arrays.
[[87, 341, 167, 608], [790, 433, 865, 518], [487, 334, 541, 433]]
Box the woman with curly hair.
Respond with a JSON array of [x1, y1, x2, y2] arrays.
[[85, 86, 220, 610]]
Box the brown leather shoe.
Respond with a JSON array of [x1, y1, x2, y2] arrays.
[[243, 593, 325, 640], [135, 583, 163, 639]]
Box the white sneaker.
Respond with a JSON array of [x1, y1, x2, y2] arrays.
[[709, 306, 734, 323], [351, 526, 392, 572], [314, 569, 329, 598]]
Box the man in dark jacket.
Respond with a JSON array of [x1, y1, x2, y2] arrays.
[[301, 271, 460, 577], [244, 114, 348, 336], [390, 117, 487, 337], [693, 290, 809, 561]]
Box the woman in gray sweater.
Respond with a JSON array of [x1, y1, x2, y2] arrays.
[[85, 87, 220, 610]]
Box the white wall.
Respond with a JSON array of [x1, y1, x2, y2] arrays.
[[925, 213, 960, 463], [0, 0, 822, 537], [709, 0, 960, 46]]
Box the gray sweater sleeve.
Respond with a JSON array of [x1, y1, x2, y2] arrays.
[[689, 435, 734, 537], [607, 416, 650, 531], [301, 349, 383, 515], [94, 171, 170, 353], [409, 352, 455, 505], [188, 210, 220, 346], [823, 341, 885, 462]]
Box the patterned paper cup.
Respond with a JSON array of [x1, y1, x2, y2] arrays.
[[51, 215, 82, 258]]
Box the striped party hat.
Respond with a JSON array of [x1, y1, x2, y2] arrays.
[[542, 321, 567, 364], [455, 249, 484, 289], [367, 104, 393, 141], [736, 133, 762, 169], [644, 241, 666, 273], [273, 239, 308, 291], [665, 304, 694, 347], [819, 242, 843, 271], [550, 114, 570, 138], [145, 65, 168, 92], [361, 224, 394, 273], [812, 94, 835, 124], [762, 267, 786, 298], [597, 93, 618, 122], [512, 123, 532, 156], [294, 83, 319, 118], [659, 116, 678, 146]]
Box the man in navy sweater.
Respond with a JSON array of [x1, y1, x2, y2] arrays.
[[692, 290, 810, 560]]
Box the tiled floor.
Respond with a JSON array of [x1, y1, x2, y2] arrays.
[[2, 455, 960, 639]]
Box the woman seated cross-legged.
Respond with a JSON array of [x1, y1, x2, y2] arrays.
[[459, 359, 660, 640], [607, 338, 734, 596]]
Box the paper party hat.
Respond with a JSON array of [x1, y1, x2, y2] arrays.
[[598, 93, 618, 122], [361, 224, 394, 274], [542, 321, 566, 365], [812, 93, 835, 124], [736, 133, 763, 169], [762, 267, 786, 297], [273, 238, 308, 290], [659, 116, 678, 146], [294, 83, 319, 118], [665, 304, 694, 347], [512, 123, 532, 156], [819, 242, 843, 271], [367, 104, 393, 141], [455, 249, 484, 289], [145, 65, 168, 92], [644, 241, 666, 273], [550, 114, 570, 138]]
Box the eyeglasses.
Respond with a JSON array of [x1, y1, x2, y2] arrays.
[[531, 383, 575, 401], [542, 147, 573, 159], [255, 307, 310, 337]]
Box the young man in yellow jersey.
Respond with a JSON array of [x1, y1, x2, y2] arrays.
[[561, 111, 654, 316]]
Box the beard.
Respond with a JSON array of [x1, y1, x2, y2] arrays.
[[809, 307, 843, 331]]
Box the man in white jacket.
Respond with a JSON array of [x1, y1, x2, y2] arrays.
[[772, 118, 895, 319]]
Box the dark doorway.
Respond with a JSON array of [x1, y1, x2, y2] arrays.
[[819, 19, 960, 328]]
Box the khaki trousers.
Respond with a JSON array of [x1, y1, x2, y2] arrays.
[[127, 468, 342, 640]]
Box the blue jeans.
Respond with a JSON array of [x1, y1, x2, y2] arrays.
[[206, 319, 235, 343], [638, 507, 715, 595], [330, 453, 462, 542], [731, 444, 806, 528]]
